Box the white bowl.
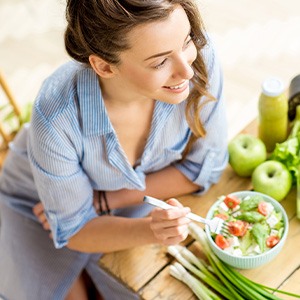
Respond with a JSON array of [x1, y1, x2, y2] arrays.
[[205, 191, 289, 269]]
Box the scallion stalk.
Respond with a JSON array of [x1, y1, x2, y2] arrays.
[[189, 223, 245, 299], [189, 223, 272, 299], [221, 263, 281, 300], [233, 272, 300, 298], [225, 263, 288, 299], [168, 245, 232, 299], [170, 262, 218, 300]]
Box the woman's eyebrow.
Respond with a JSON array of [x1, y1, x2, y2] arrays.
[[144, 50, 172, 61], [144, 27, 192, 62]]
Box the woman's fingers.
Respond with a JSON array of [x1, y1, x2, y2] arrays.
[[32, 202, 51, 231], [150, 198, 191, 245], [151, 205, 190, 222], [32, 202, 44, 217], [162, 230, 190, 245], [166, 198, 184, 208], [152, 222, 189, 239], [42, 220, 51, 231], [151, 209, 190, 228], [162, 225, 190, 245], [37, 211, 47, 223]]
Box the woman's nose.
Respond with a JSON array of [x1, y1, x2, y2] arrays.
[[172, 55, 194, 80]]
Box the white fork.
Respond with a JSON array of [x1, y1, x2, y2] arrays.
[[143, 196, 228, 235]]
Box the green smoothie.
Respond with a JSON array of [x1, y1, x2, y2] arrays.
[[258, 78, 288, 152]]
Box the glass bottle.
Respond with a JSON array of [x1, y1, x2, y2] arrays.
[[258, 77, 288, 152]]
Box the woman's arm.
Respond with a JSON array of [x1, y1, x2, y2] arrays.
[[107, 165, 200, 210], [34, 197, 192, 253], [33, 165, 197, 229], [67, 166, 198, 253], [33, 166, 196, 252], [67, 198, 191, 253]]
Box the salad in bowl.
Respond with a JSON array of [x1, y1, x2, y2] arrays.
[[205, 191, 288, 269]]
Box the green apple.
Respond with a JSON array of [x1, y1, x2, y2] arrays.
[[228, 134, 267, 177], [252, 160, 292, 201]]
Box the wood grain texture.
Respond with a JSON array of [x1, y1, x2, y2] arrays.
[[99, 244, 170, 292], [276, 268, 300, 299]]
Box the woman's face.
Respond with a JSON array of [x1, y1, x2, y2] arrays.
[[113, 5, 197, 104]]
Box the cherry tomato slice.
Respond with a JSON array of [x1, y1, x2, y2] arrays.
[[224, 195, 240, 209], [215, 234, 230, 249], [266, 236, 280, 248], [258, 202, 268, 216], [215, 213, 229, 220], [227, 220, 249, 237]]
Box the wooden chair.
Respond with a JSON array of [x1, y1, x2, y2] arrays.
[[0, 71, 22, 166]]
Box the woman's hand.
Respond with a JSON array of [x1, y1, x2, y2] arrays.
[[32, 202, 51, 231], [33, 191, 101, 231], [149, 198, 191, 245]]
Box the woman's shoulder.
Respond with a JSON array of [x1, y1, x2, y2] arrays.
[[32, 61, 89, 122]]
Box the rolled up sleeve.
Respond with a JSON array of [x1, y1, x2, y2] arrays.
[[28, 105, 97, 249], [174, 41, 229, 194]]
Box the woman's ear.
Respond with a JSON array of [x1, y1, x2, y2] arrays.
[[89, 55, 118, 78]]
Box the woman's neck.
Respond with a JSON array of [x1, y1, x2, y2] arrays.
[[98, 77, 155, 166], [99, 77, 151, 108]]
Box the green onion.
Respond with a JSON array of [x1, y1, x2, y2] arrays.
[[168, 245, 232, 299], [170, 262, 219, 300], [167, 222, 300, 300]]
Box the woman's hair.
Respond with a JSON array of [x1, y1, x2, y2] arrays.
[[65, 0, 214, 158]]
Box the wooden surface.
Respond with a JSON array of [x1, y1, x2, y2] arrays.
[[99, 119, 300, 299]]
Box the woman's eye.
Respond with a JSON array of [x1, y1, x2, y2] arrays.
[[184, 37, 193, 49], [153, 58, 167, 69]]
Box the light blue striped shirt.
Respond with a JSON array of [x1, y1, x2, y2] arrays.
[[0, 41, 228, 248]]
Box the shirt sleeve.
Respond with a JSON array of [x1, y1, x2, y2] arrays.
[[28, 104, 97, 249], [173, 40, 229, 194]]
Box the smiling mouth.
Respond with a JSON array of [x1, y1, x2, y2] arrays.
[[164, 80, 188, 90]]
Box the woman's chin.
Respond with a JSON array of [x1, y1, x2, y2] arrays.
[[159, 87, 190, 104]]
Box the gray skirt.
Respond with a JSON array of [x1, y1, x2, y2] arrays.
[[0, 201, 153, 300]]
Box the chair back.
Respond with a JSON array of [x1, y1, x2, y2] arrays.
[[0, 71, 22, 146]]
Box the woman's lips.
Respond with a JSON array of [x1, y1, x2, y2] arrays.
[[163, 80, 189, 93]]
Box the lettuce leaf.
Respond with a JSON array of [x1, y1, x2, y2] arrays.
[[239, 231, 252, 255], [270, 120, 300, 184], [251, 223, 269, 252], [239, 195, 262, 211], [236, 211, 265, 223]]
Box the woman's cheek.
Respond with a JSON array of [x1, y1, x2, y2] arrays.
[[144, 71, 170, 90]]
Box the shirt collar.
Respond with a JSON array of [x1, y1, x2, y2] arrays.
[[76, 67, 113, 136]]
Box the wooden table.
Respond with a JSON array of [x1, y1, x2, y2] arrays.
[[99, 119, 300, 299]]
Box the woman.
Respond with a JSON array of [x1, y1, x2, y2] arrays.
[[0, 0, 228, 299]]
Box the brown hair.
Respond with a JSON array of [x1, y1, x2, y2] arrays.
[[65, 0, 214, 158]]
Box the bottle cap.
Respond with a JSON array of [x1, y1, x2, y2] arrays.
[[262, 77, 285, 97]]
